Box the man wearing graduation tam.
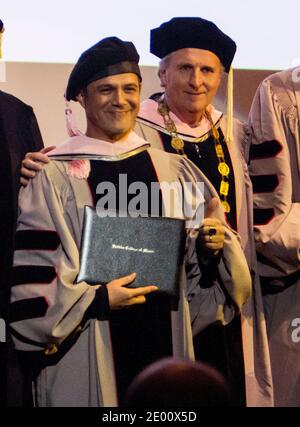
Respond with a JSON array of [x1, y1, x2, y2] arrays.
[[10, 35, 251, 407], [135, 17, 273, 406]]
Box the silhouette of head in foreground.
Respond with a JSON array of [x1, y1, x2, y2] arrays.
[[123, 357, 234, 407]]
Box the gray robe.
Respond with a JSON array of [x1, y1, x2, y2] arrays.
[[248, 67, 300, 406], [10, 133, 251, 407], [135, 99, 274, 406]]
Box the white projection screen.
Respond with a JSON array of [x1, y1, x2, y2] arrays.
[[1, 0, 299, 145]]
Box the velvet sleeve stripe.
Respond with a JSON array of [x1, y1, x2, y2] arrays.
[[9, 326, 46, 348], [82, 285, 110, 322], [253, 208, 275, 225], [15, 230, 60, 251], [12, 265, 57, 287], [257, 252, 281, 269], [249, 140, 282, 160], [9, 297, 48, 323], [195, 249, 222, 289], [260, 270, 300, 296], [250, 174, 279, 193]]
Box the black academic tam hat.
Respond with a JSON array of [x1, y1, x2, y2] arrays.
[[0, 19, 4, 32], [150, 17, 236, 73], [66, 36, 141, 101]]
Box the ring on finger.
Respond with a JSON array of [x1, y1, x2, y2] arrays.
[[208, 227, 217, 237]]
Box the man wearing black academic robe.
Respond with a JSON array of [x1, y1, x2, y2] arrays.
[[0, 90, 43, 406]]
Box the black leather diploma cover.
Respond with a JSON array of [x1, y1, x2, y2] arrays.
[[77, 206, 186, 298]]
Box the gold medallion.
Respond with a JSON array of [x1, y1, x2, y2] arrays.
[[221, 201, 231, 213], [171, 137, 184, 151], [220, 181, 229, 196], [218, 162, 230, 176]]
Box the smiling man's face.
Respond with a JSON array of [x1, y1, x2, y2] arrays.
[[78, 72, 140, 142], [159, 48, 223, 126]]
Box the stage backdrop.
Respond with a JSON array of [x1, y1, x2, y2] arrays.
[[0, 63, 277, 146], [2, 0, 299, 145]]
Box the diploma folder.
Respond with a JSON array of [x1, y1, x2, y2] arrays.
[[77, 206, 186, 298]]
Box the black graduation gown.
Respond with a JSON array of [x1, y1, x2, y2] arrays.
[[0, 91, 43, 406]]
